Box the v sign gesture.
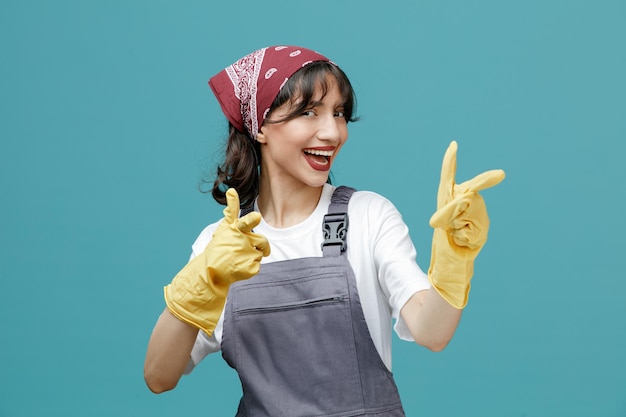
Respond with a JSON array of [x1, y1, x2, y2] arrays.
[[428, 141, 505, 308]]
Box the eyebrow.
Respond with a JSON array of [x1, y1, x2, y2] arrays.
[[306, 100, 324, 108], [306, 99, 345, 108]]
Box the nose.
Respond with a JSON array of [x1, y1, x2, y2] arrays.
[[316, 113, 343, 142]]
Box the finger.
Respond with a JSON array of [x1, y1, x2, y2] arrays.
[[458, 169, 506, 193], [448, 195, 489, 249], [429, 194, 471, 228], [247, 232, 271, 257], [248, 259, 262, 276], [436, 141, 458, 207], [450, 228, 484, 250], [236, 211, 262, 233], [223, 188, 241, 224]]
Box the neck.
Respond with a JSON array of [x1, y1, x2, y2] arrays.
[[257, 177, 324, 229]]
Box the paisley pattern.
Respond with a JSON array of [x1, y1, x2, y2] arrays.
[[209, 46, 332, 139], [225, 48, 266, 140]]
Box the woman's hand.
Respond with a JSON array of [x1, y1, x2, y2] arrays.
[[428, 141, 505, 308], [165, 188, 270, 336]]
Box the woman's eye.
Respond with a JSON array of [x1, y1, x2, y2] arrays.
[[302, 110, 316, 117], [334, 111, 345, 118]]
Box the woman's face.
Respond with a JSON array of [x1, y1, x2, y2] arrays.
[[257, 77, 349, 189]]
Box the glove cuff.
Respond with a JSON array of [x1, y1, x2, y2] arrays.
[[428, 273, 470, 309], [163, 277, 228, 337]]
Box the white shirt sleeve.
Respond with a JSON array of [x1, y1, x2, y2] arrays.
[[362, 192, 431, 340], [184, 328, 221, 374]]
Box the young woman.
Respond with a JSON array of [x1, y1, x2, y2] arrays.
[[144, 45, 505, 416]]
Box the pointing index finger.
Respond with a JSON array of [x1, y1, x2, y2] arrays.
[[236, 211, 262, 233], [458, 169, 506, 193]]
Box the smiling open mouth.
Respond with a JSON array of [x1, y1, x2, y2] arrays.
[[303, 148, 334, 170]]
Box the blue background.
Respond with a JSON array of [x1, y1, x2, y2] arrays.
[[1, 1, 625, 416]]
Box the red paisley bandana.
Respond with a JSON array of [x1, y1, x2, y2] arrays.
[[209, 46, 330, 139]]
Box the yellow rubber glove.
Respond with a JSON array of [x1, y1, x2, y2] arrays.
[[164, 188, 270, 336], [428, 141, 505, 308]]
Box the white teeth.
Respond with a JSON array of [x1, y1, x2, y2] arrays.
[[304, 149, 334, 156]]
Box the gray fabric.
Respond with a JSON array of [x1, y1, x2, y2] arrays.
[[223, 186, 405, 416]]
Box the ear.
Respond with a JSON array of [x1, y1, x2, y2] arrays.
[[256, 127, 268, 144]]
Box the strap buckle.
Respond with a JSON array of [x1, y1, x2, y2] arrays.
[[321, 213, 349, 252]]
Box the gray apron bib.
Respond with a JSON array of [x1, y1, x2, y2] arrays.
[[222, 186, 406, 417]]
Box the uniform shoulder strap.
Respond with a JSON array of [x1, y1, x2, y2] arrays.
[[322, 186, 356, 257]]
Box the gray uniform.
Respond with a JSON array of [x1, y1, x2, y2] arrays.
[[222, 186, 406, 417]]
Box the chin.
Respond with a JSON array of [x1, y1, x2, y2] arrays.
[[302, 175, 330, 189]]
